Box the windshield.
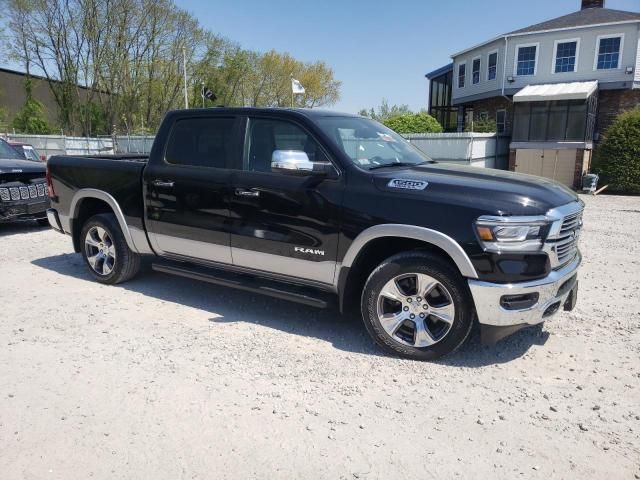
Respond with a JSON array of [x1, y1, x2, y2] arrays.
[[0, 139, 24, 160], [315, 116, 433, 169], [22, 146, 42, 162]]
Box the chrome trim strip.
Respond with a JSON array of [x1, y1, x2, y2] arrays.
[[152, 233, 232, 264], [69, 188, 153, 254], [232, 247, 337, 285], [468, 250, 581, 327], [340, 224, 478, 280]]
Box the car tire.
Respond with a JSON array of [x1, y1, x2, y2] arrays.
[[361, 251, 474, 361], [80, 213, 140, 285]]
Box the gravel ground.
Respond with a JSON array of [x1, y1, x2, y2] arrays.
[[0, 194, 638, 479]]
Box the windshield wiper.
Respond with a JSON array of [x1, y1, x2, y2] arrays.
[[368, 161, 432, 170]]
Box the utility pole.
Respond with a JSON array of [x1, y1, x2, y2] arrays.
[[182, 46, 188, 109]]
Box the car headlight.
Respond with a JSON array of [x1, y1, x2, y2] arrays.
[[475, 217, 549, 252]]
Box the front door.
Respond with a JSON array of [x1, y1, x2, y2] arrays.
[[229, 116, 344, 285], [144, 114, 242, 264]]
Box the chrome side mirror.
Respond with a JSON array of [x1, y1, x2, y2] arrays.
[[271, 150, 333, 176]]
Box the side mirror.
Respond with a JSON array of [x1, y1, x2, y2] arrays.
[[271, 150, 333, 176]]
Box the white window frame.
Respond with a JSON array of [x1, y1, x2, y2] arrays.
[[457, 62, 466, 88], [513, 42, 540, 76], [472, 55, 482, 85], [593, 33, 625, 71], [487, 49, 499, 81], [551, 38, 581, 74], [496, 109, 507, 133]]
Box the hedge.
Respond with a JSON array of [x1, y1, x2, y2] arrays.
[[383, 113, 443, 134], [595, 107, 640, 194]]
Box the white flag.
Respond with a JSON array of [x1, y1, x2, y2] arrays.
[[291, 78, 305, 94]]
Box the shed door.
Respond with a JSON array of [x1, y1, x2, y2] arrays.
[[515, 149, 575, 187]]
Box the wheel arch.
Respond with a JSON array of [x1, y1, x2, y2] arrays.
[[336, 225, 478, 313], [69, 189, 139, 253]]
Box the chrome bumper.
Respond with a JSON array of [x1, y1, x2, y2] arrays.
[[468, 251, 581, 327]]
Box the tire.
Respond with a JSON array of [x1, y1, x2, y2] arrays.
[[79, 213, 140, 284], [36, 218, 50, 227], [361, 251, 474, 361]]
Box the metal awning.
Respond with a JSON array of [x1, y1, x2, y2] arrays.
[[513, 81, 598, 102]]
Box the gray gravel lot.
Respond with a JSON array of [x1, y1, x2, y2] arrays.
[[0, 194, 638, 479]]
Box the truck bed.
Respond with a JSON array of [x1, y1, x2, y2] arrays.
[[47, 154, 148, 235]]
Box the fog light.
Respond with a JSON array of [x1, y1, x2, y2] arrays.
[[500, 293, 539, 310]]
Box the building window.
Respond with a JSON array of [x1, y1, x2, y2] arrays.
[[458, 63, 466, 88], [487, 52, 498, 80], [472, 58, 481, 84], [512, 100, 595, 142], [595, 35, 622, 70], [554, 40, 578, 73], [516, 44, 538, 76], [496, 110, 506, 133], [479, 111, 489, 121]]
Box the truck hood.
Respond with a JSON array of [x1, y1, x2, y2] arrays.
[[372, 163, 579, 216], [0, 158, 46, 175]]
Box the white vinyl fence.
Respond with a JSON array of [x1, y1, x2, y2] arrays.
[[404, 133, 510, 169], [2, 132, 510, 170]]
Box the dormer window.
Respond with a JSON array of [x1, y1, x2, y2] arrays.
[[595, 34, 623, 70]]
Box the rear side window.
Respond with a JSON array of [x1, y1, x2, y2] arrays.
[[165, 117, 235, 168], [0, 139, 23, 160]]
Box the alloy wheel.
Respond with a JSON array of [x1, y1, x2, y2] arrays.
[[84, 226, 116, 276], [376, 273, 455, 347]]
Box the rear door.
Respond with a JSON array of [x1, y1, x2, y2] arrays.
[[143, 114, 241, 264], [228, 116, 344, 286]]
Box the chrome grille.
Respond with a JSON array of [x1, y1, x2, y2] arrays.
[[0, 183, 48, 202], [548, 209, 583, 268]]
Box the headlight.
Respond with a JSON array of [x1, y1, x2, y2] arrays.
[[475, 217, 549, 252]]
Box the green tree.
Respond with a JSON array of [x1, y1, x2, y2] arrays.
[[594, 107, 640, 194], [359, 99, 411, 121], [471, 118, 497, 133], [12, 78, 51, 134], [383, 113, 443, 134]]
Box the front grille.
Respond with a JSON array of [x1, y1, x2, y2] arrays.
[[0, 182, 48, 202], [547, 209, 583, 268]]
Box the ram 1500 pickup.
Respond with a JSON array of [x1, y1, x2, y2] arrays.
[[46, 108, 583, 360]]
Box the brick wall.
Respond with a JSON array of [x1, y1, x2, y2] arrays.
[[467, 97, 514, 134], [596, 89, 640, 140]]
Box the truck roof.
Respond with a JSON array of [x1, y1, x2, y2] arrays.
[[169, 107, 360, 119]]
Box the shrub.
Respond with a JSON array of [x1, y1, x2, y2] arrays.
[[11, 79, 51, 134], [594, 107, 640, 194], [471, 118, 497, 133], [383, 112, 443, 134]]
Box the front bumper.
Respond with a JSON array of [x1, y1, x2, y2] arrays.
[[468, 251, 581, 329], [0, 198, 49, 222]]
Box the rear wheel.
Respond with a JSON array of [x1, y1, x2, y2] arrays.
[[80, 213, 140, 284], [361, 251, 474, 360]]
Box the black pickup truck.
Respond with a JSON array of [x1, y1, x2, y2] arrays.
[[0, 137, 49, 224], [46, 108, 583, 360]]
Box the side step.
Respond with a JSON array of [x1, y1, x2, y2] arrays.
[[151, 261, 334, 309]]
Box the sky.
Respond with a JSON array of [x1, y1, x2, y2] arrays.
[[178, 0, 640, 113]]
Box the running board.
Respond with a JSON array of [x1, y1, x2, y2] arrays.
[[151, 262, 334, 309]]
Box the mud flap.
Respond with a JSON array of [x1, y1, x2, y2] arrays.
[[563, 281, 578, 311]]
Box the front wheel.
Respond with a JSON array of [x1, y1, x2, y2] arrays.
[[361, 251, 474, 361], [80, 213, 140, 284]]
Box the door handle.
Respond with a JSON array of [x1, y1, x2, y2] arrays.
[[235, 188, 260, 197], [152, 180, 175, 188]]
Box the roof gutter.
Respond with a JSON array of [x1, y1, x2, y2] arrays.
[[450, 19, 640, 58]]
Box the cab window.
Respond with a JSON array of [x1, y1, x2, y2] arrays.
[[165, 117, 236, 168]]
